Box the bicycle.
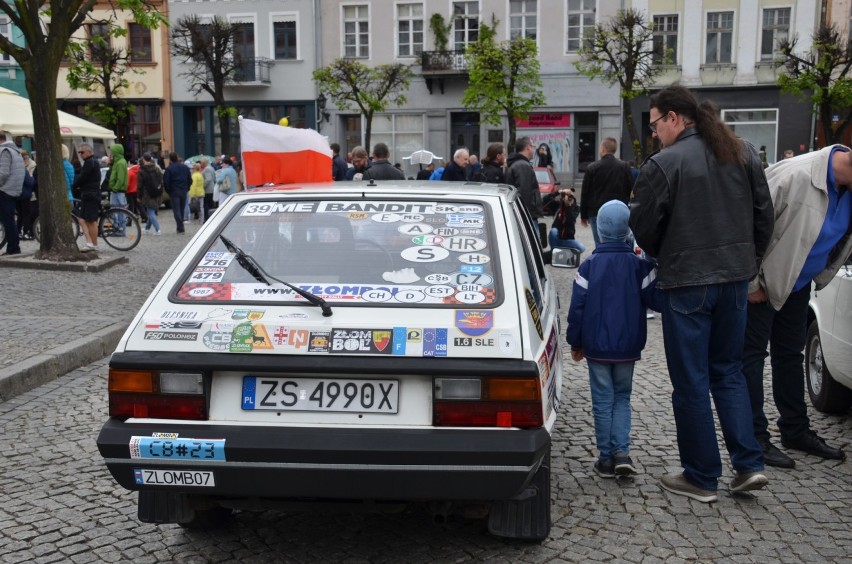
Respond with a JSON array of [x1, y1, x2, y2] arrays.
[[70, 193, 142, 251]]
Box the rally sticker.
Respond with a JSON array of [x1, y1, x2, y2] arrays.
[[394, 290, 426, 303], [446, 214, 485, 228], [441, 237, 487, 253], [433, 227, 458, 237], [330, 329, 393, 354], [361, 289, 394, 303], [525, 288, 544, 339], [130, 437, 226, 461], [424, 285, 455, 298], [398, 223, 433, 235], [145, 320, 203, 330], [189, 270, 224, 283], [199, 252, 235, 268], [412, 234, 444, 246], [400, 246, 451, 263], [455, 311, 494, 336], [189, 287, 215, 297], [455, 292, 486, 304], [425, 273, 453, 285], [453, 272, 494, 287], [458, 253, 491, 265], [400, 213, 425, 223], [372, 213, 402, 223]]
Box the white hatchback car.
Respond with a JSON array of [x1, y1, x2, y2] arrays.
[[97, 181, 562, 541], [806, 259, 852, 413]]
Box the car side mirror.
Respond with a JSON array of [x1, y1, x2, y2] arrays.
[[549, 247, 582, 269]]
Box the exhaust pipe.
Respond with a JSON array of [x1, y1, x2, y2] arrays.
[[427, 501, 452, 525]]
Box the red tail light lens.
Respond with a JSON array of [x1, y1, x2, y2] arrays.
[[108, 368, 207, 420], [433, 375, 543, 428]]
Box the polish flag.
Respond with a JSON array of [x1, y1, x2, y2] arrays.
[[239, 117, 332, 186]]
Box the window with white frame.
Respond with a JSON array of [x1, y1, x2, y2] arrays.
[[510, 0, 537, 41], [566, 0, 595, 53], [653, 14, 679, 64], [0, 18, 10, 62], [272, 13, 298, 60], [760, 7, 790, 61], [371, 114, 424, 175], [397, 3, 423, 58], [343, 4, 369, 58], [453, 1, 479, 50], [705, 11, 733, 64], [723, 109, 778, 165]]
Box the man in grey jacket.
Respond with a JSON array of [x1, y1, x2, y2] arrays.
[[744, 145, 852, 468], [0, 131, 25, 255]]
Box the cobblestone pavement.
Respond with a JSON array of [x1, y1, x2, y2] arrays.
[[1, 212, 850, 563]]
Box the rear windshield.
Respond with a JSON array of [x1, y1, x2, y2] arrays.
[[534, 169, 551, 183], [174, 199, 501, 307]]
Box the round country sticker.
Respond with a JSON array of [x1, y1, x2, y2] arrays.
[[400, 246, 451, 263], [412, 234, 444, 246], [400, 213, 425, 223], [361, 289, 394, 303], [456, 291, 486, 304], [372, 213, 401, 223], [394, 289, 426, 303], [425, 273, 453, 285], [433, 227, 458, 237], [457, 205, 483, 213], [424, 285, 455, 298], [453, 272, 494, 287], [458, 253, 490, 265], [440, 236, 487, 253], [398, 223, 433, 236], [434, 204, 458, 214]]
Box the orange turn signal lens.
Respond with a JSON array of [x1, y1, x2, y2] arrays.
[[108, 369, 157, 393], [486, 378, 540, 401]]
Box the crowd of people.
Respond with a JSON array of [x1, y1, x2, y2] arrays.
[[0, 141, 248, 255], [568, 85, 850, 505]]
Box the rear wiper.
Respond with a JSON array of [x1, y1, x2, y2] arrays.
[[219, 235, 333, 317]]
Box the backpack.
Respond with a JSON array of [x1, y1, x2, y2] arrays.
[[20, 168, 35, 201]]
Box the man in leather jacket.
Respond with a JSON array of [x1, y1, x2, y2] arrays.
[[629, 85, 775, 503]]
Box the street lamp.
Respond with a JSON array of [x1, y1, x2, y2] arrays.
[[316, 93, 330, 131]]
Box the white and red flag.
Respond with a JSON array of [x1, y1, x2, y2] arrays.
[[239, 117, 332, 186]]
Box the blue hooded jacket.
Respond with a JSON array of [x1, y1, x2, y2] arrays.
[[566, 242, 657, 362]]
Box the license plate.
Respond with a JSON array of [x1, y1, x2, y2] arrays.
[[129, 437, 226, 461], [242, 376, 399, 413], [134, 469, 215, 487]]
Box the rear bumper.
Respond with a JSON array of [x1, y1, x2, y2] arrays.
[[97, 418, 551, 501]]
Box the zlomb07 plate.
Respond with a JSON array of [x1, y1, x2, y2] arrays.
[[242, 376, 399, 413]]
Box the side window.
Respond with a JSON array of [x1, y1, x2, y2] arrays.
[[513, 203, 545, 310]]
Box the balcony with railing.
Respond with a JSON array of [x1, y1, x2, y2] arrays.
[[421, 50, 469, 94], [225, 57, 273, 86]]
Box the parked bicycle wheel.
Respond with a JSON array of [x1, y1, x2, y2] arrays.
[[100, 208, 141, 251]]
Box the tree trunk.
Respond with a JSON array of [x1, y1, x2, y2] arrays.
[[623, 97, 644, 162], [364, 111, 373, 154], [507, 114, 517, 154], [23, 61, 80, 261], [820, 103, 836, 147], [218, 111, 231, 155]]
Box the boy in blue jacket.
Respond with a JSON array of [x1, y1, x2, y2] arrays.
[[567, 200, 658, 479]]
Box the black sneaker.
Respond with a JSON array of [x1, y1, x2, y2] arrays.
[[593, 459, 615, 479], [613, 452, 637, 476]]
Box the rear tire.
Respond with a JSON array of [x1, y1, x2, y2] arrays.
[[806, 321, 852, 413], [100, 208, 141, 251]]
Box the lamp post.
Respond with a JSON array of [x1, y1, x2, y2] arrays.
[[316, 93, 330, 131]]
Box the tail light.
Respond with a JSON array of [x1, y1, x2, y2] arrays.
[[433, 377, 542, 428], [108, 369, 207, 420]]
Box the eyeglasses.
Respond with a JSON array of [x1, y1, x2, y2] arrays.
[[649, 113, 669, 133]]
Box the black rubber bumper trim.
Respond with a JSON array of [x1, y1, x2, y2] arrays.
[[97, 419, 551, 500]]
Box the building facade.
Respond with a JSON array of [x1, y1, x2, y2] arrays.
[[55, 1, 173, 160], [317, 0, 624, 182], [0, 7, 26, 95], [168, 0, 320, 159], [626, 0, 822, 164]]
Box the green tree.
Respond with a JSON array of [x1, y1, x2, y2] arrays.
[[575, 9, 666, 161], [461, 20, 544, 153], [776, 25, 852, 147], [170, 15, 242, 155], [65, 20, 138, 134], [0, 0, 165, 261], [313, 59, 413, 152]]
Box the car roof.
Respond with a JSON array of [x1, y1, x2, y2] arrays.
[[241, 180, 520, 202]]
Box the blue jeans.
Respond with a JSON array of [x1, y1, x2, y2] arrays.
[[548, 228, 586, 253], [109, 192, 127, 234], [145, 207, 160, 233], [0, 190, 20, 253], [742, 285, 811, 443], [171, 190, 187, 231], [661, 281, 763, 490], [588, 360, 635, 460]]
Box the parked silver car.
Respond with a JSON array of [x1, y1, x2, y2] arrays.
[[806, 259, 852, 413]]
